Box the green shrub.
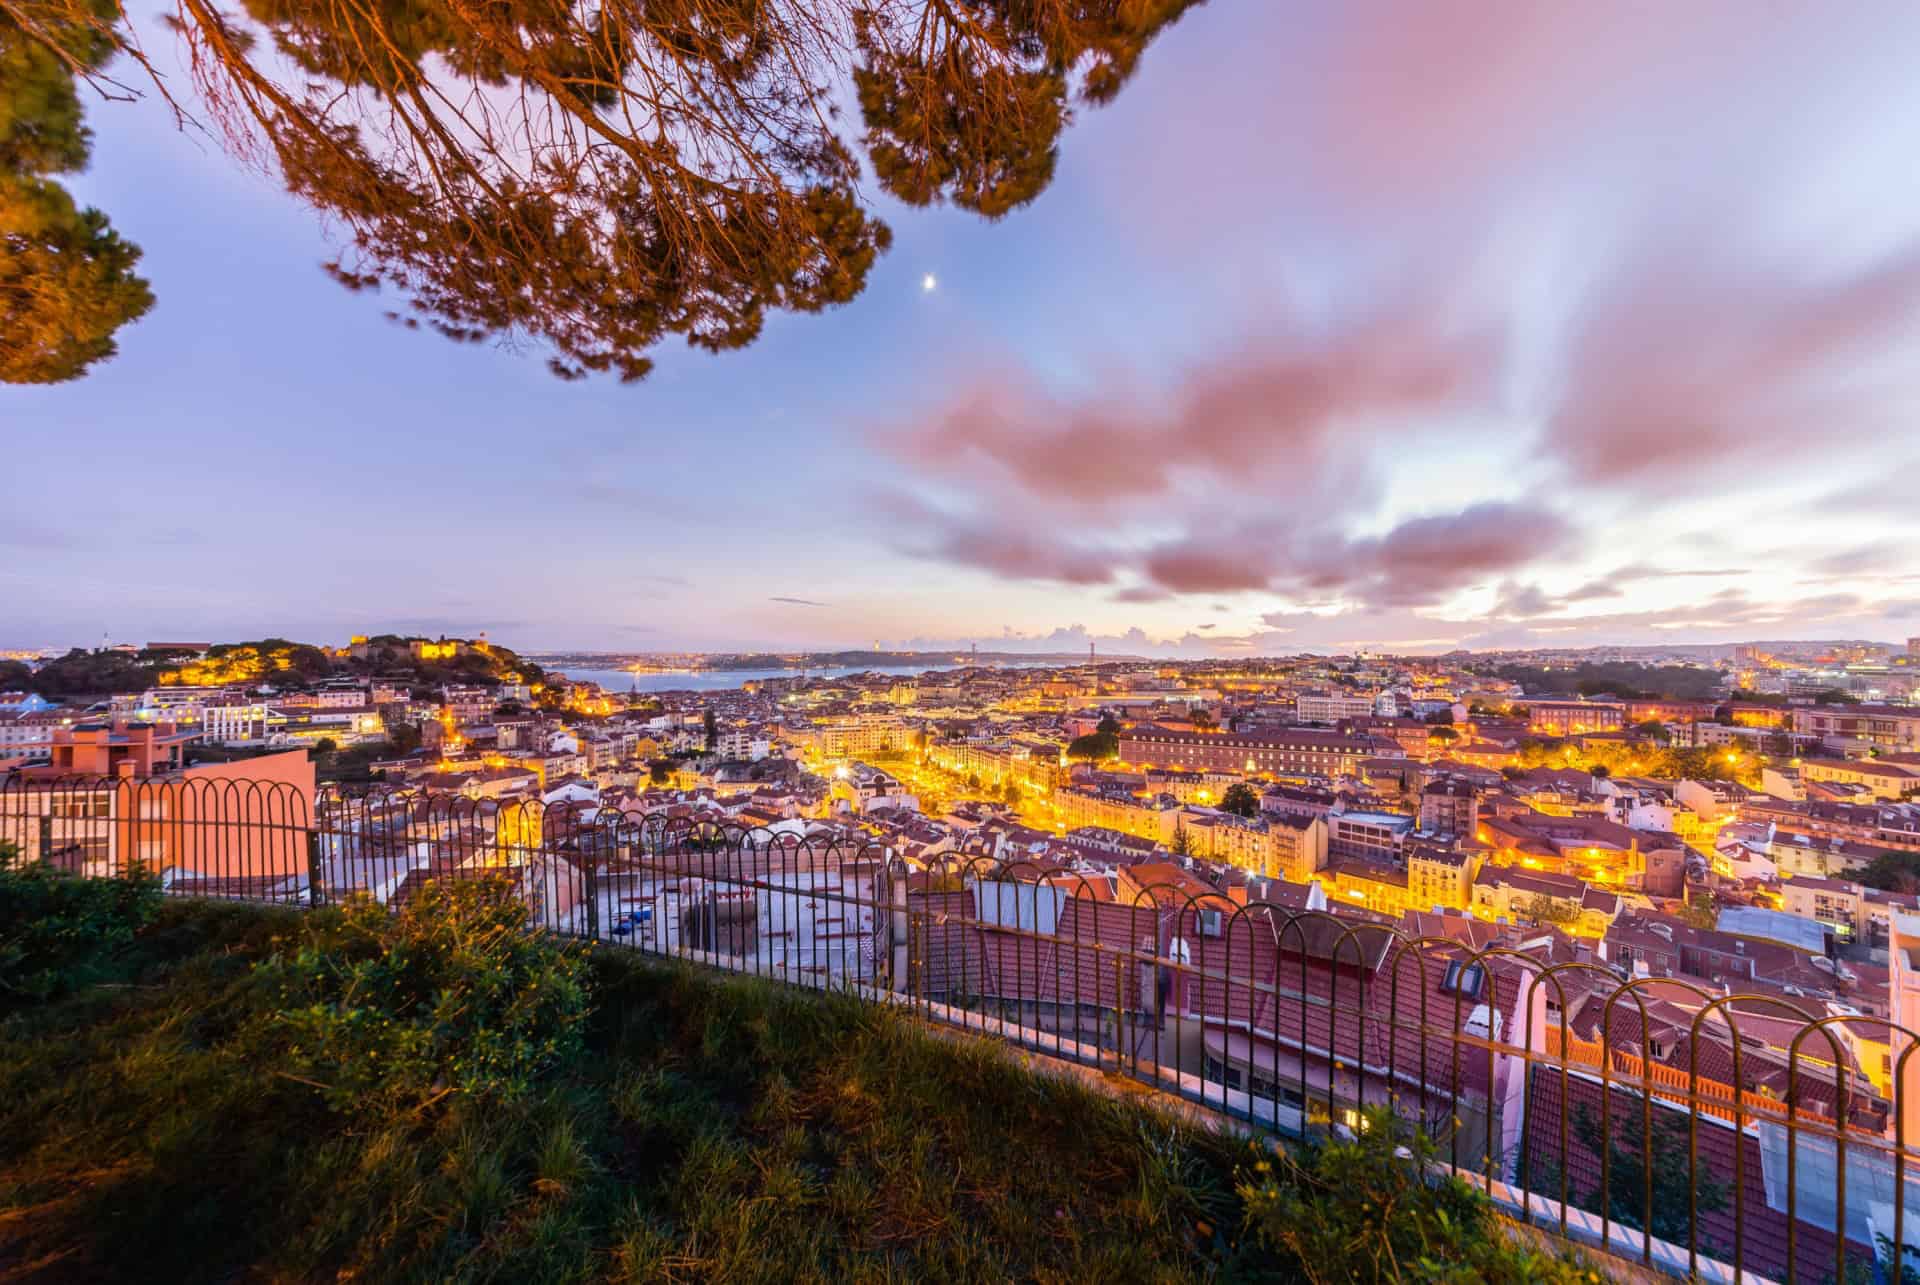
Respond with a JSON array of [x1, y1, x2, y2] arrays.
[[0, 842, 161, 1001], [1239, 1107, 1595, 1284], [253, 877, 591, 1111]]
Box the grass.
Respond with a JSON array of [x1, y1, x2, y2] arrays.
[[0, 901, 1260, 1283]]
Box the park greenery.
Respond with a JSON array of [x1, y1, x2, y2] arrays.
[[0, 876, 1600, 1281], [0, 840, 160, 1000], [1486, 662, 1727, 702], [3, 0, 1202, 384]]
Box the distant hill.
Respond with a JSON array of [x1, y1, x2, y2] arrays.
[[7, 636, 541, 699], [531, 649, 1143, 671]]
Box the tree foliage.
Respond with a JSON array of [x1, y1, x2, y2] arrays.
[[4, 0, 1198, 381], [1219, 781, 1259, 818], [1854, 850, 1920, 895], [0, 0, 152, 383], [1491, 662, 1724, 703], [1066, 729, 1118, 761]]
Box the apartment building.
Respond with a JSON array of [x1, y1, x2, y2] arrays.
[[1798, 756, 1920, 801], [0, 731, 314, 883], [1794, 703, 1920, 754], [1294, 689, 1380, 722], [1526, 699, 1626, 737], [1055, 785, 1181, 845]]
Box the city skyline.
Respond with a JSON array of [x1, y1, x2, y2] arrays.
[[10, 2, 1920, 655]]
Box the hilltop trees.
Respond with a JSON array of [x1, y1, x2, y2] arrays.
[[0, 0, 153, 383], [2, 0, 1200, 383]]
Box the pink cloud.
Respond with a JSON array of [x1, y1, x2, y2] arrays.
[[878, 307, 1499, 508]]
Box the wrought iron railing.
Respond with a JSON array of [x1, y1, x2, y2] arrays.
[[3, 773, 1915, 1283]]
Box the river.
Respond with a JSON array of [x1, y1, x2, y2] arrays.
[[549, 662, 1042, 695]]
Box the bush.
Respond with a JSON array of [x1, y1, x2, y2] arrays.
[[1239, 1108, 1593, 1284], [0, 843, 162, 1001], [253, 877, 591, 1111]]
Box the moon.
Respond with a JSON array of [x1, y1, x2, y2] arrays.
[[921, 273, 938, 292]]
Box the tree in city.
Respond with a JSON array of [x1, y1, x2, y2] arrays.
[[3, 0, 1201, 383], [1, 0, 153, 384], [1519, 894, 1579, 928], [1854, 850, 1920, 895], [1066, 730, 1118, 762], [386, 721, 423, 756], [1678, 890, 1719, 930], [1096, 712, 1122, 735], [648, 759, 674, 786], [1219, 782, 1260, 818], [1169, 823, 1193, 858], [1190, 707, 1215, 730], [1427, 725, 1460, 747], [702, 708, 717, 751], [310, 736, 338, 757]]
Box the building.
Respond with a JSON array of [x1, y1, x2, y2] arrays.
[[442, 685, 495, 725], [1793, 703, 1920, 754], [201, 701, 279, 744], [1327, 809, 1415, 862], [1317, 858, 1412, 917], [1419, 777, 1480, 838], [803, 718, 906, 762], [1526, 700, 1626, 738], [1479, 809, 1688, 897], [1294, 690, 1379, 723], [1406, 839, 1482, 912], [0, 736, 315, 884], [1055, 785, 1181, 844], [1798, 756, 1920, 801], [713, 729, 772, 762], [1777, 876, 1890, 946], [1471, 866, 1619, 937], [1177, 809, 1328, 881], [1623, 699, 1717, 726], [1745, 797, 1920, 854], [1117, 727, 1390, 778], [0, 692, 55, 716]]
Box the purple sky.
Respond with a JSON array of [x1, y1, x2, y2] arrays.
[[8, 2, 1920, 656]]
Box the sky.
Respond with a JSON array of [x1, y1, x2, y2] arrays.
[[7, 1, 1920, 658]]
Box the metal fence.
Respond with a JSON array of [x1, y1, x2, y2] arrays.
[[4, 773, 1916, 1284]]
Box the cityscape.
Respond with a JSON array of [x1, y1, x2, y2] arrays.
[[9, 0, 1920, 1279]]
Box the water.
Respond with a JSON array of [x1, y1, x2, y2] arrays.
[[549, 663, 1007, 695]]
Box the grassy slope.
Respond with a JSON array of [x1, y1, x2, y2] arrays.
[[0, 903, 1259, 1283]]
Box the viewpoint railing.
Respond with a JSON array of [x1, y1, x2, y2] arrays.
[[4, 772, 1917, 1283]]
